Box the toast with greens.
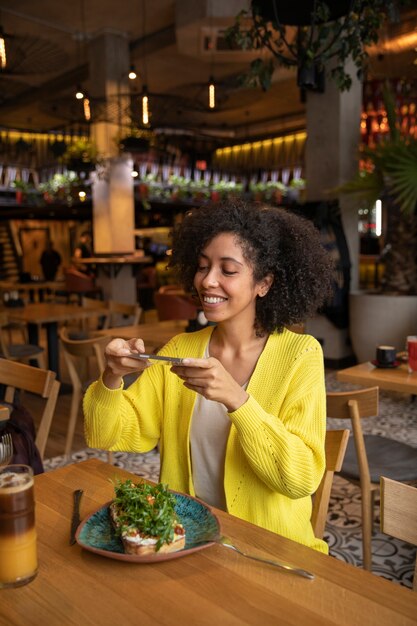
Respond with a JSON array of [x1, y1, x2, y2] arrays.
[[110, 479, 185, 555]]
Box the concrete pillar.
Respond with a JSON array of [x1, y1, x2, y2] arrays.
[[87, 32, 136, 302], [88, 30, 130, 158], [304, 59, 362, 365]]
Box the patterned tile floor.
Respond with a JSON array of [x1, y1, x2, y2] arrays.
[[44, 371, 417, 590]]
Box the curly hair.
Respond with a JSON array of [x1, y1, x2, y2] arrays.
[[170, 199, 334, 335]]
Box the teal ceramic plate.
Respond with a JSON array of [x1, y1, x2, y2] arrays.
[[75, 491, 220, 563]]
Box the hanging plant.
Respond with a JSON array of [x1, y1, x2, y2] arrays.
[[49, 140, 68, 158], [226, 0, 404, 93], [62, 138, 99, 173]]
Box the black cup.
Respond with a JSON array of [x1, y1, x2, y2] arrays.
[[376, 345, 396, 366]]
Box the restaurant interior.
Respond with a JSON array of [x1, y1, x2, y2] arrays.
[[0, 0, 417, 619]]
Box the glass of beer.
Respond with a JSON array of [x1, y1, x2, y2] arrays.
[[0, 464, 38, 588]]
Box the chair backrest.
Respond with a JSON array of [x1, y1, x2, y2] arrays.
[[154, 291, 198, 321], [59, 328, 110, 390], [158, 285, 186, 294], [311, 429, 350, 538], [65, 267, 96, 293], [380, 476, 417, 591], [0, 311, 12, 357], [326, 387, 379, 488], [108, 300, 142, 327], [0, 357, 60, 459], [81, 296, 111, 330]]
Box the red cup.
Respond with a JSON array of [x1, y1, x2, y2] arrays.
[[407, 336, 417, 373]]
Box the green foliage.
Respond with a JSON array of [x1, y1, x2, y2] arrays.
[[341, 136, 417, 216], [112, 479, 178, 551], [226, 0, 403, 93], [62, 138, 98, 164], [39, 172, 79, 195]]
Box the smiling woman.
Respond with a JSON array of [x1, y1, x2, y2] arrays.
[[84, 199, 334, 555]]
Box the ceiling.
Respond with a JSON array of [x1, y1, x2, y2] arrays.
[[0, 0, 416, 144]]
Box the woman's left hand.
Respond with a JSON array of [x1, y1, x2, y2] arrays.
[[171, 357, 248, 412]]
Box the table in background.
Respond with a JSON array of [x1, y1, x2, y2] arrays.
[[0, 279, 64, 303], [96, 320, 188, 353], [78, 255, 153, 304], [7, 303, 109, 377], [337, 361, 417, 394], [2, 459, 415, 626]]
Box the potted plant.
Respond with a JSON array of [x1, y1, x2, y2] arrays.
[[227, 0, 402, 95], [11, 180, 30, 204], [62, 138, 99, 174], [340, 85, 417, 360], [39, 172, 80, 205]]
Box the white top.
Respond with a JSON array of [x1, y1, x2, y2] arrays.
[[190, 345, 247, 510]]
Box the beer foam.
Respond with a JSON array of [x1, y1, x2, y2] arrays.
[[0, 472, 33, 492]]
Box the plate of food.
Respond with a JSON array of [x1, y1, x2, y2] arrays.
[[75, 479, 220, 562]]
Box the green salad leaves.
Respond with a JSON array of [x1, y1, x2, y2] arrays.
[[112, 480, 178, 550]]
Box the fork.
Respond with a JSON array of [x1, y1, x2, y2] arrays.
[[210, 535, 315, 580], [0, 433, 14, 466]]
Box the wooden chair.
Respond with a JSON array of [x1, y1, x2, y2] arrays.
[[311, 429, 350, 539], [154, 291, 198, 322], [0, 358, 60, 459], [81, 296, 110, 332], [380, 476, 417, 591], [59, 328, 111, 459], [326, 387, 417, 571], [0, 311, 46, 368], [108, 300, 142, 327]]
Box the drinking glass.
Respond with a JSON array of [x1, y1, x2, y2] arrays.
[[407, 336, 417, 374], [0, 464, 38, 589]]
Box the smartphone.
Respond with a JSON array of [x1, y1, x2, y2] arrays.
[[124, 353, 185, 365]]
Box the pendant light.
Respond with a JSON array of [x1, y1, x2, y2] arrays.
[[208, 76, 216, 109], [207, 1, 216, 110], [0, 25, 6, 70], [140, 0, 150, 126]]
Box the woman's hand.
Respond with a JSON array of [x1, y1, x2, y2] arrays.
[[102, 337, 149, 389], [171, 357, 249, 412]]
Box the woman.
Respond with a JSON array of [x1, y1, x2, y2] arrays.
[[84, 200, 333, 553]]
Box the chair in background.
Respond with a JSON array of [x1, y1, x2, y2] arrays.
[[108, 300, 142, 327], [311, 429, 350, 539], [380, 476, 417, 591], [158, 284, 186, 294], [326, 387, 417, 571], [64, 267, 102, 304], [154, 291, 198, 322], [81, 296, 110, 332], [0, 358, 60, 459], [0, 311, 46, 368], [59, 328, 111, 459]]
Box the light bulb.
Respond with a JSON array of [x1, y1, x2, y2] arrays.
[[0, 28, 6, 70], [131, 170, 139, 177], [75, 84, 84, 100], [128, 65, 137, 80], [142, 86, 149, 125], [78, 190, 86, 202], [208, 76, 215, 110], [83, 97, 91, 121]]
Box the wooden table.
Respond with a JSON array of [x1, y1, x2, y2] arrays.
[[6, 303, 109, 377], [337, 361, 417, 394], [0, 279, 65, 303], [78, 255, 153, 304], [96, 320, 188, 353], [1, 459, 415, 626]]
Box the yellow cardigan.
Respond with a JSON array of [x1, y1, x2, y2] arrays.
[[83, 327, 328, 553]]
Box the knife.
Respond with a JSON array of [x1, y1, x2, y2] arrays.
[[69, 489, 83, 545]]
